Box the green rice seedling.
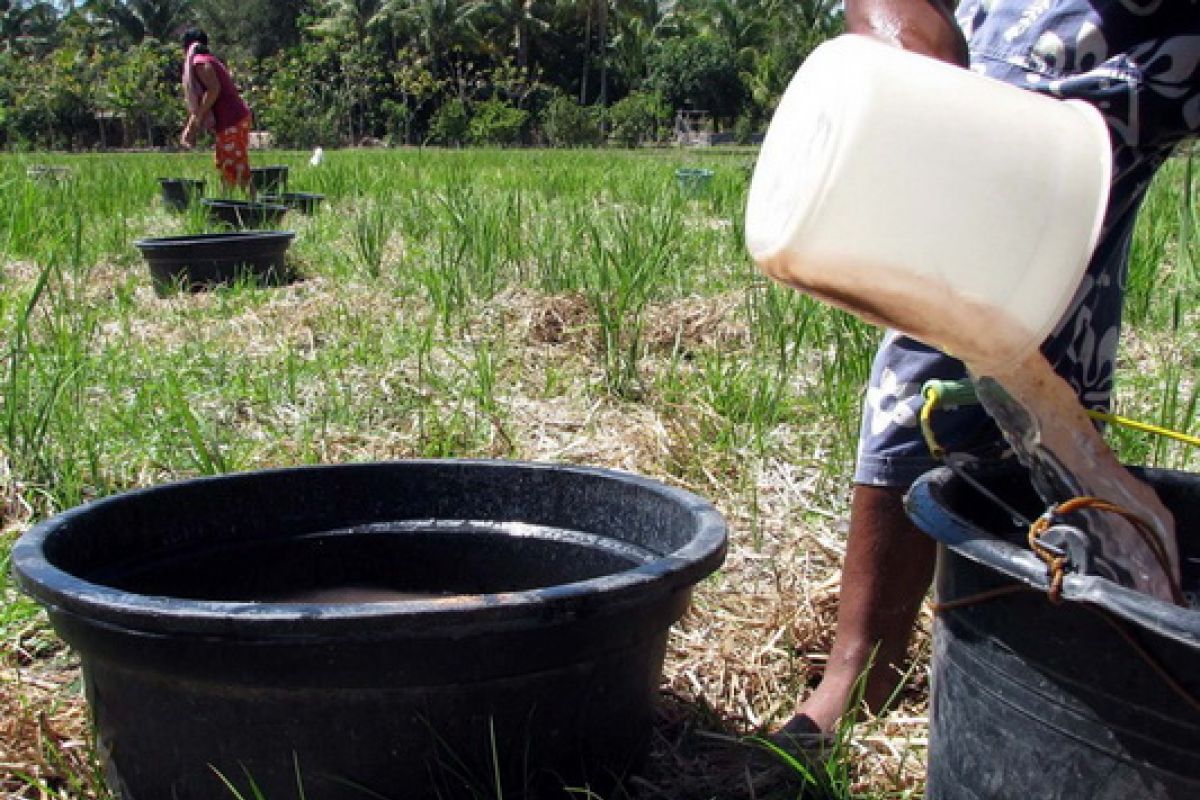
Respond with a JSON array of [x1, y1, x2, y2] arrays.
[[692, 347, 793, 456], [1147, 356, 1199, 470], [211, 752, 309, 800], [1154, 155, 1200, 471], [181, 197, 213, 235], [352, 201, 393, 278], [745, 282, 820, 374], [2, 256, 97, 513], [434, 182, 507, 300], [414, 398, 494, 458], [392, 188, 436, 243], [1170, 152, 1197, 315], [3, 179, 56, 259], [1127, 156, 1194, 329], [418, 226, 471, 328], [211, 764, 271, 800], [529, 200, 593, 294], [466, 335, 504, 418], [812, 311, 877, 470], [582, 203, 682, 398], [0, 540, 44, 650], [165, 387, 229, 475]]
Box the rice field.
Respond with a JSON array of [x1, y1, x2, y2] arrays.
[[1, 146, 1197, 799]]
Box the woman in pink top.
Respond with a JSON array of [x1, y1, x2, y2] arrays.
[[180, 28, 254, 194]]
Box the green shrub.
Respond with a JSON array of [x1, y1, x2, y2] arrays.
[[646, 38, 746, 122], [251, 52, 345, 148], [607, 91, 668, 148], [468, 98, 528, 146], [428, 98, 471, 147], [381, 99, 413, 146], [540, 93, 601, 147], [734, 114, 757, 145]]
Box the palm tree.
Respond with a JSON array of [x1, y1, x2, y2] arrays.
[[1, 0, 60, 51], [747, 0, 842, 109], [678, 0, 767, 71], [576, 0, 608, 105], [608, 0, 673, 90], [467, 0, 551, 70], [392, 0, 481, 66], [80, 0, 196, 45], [194, 0, 311, 58], [308, 0, 394, 44]]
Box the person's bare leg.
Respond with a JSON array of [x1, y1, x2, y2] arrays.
[[784, 483, 937, 735]]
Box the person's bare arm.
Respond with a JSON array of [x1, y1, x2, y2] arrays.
[[846, 0, 968, 66], [181, 62, 222, 147], [192, 62, 222, 117]]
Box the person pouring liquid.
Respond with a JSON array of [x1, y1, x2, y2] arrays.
[[179, 27, 254, 195], [765, 0, 1199, 748]]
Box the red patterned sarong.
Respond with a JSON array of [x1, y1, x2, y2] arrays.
[[214, 116, 251, 191]]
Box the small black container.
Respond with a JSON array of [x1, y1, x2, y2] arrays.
[[260, 191, 325, 214], [133, 231, 295, 292], [202, 198, 288, 229], [250, 164, 289, 194], [906, 466, 1200, 799], [11, 460, 727, 800], [158, 178, 205, 212]]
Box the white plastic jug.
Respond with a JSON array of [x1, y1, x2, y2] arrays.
[[744, 34, 1112, 374]]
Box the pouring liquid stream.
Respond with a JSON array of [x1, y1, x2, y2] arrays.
[[759, 254, 1181, 602]]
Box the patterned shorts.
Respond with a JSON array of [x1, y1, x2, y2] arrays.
[[854, 0, 1200, 487], [214, 116, 251, 190]]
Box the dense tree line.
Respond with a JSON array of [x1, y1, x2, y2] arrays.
[[0, 0, 841, 149]]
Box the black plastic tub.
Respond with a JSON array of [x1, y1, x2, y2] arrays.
[[11, 460, 727, 800], [906, 466, 1200, 799], [250, 164, 289, 194], [133, 231, 295, 292], [202, 198, 288, 229], [260, 191, 325, 213], [158, 178, 205, 211]]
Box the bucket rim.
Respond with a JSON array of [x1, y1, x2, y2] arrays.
[[11, 459, 728, 639], [906, 465, 1200, 648], [133, 231, 296, 254]]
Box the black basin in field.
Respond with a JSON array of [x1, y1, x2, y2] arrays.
[[133, 231, 295, 292], [260, 191, 325, 214], [202, 198, 288, 229], [158, 178, 205, 211], [250, 164, 289, 194], [907, 466, 1200, 799], [11, 460, 727, 800]]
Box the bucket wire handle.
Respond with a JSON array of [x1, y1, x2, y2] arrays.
[[1029, 497, 1186, 607], [927, 485, 1200, 715], [921, 383, 1200, 711], [921, 379, 1190, 605]]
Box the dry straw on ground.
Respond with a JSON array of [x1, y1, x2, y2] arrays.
[[0, 269, 934, 800]]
